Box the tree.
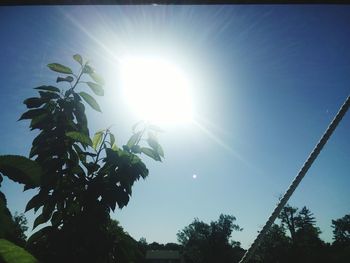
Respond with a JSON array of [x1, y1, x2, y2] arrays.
[[278, 204, 298, 242], [252, 224, 291, 263], [332, 214, 350, 247], [11, 213, 28, 248], [106, 219, 145, 263], [278, 205, 326, 263], [0, 55, 164, 263], [177, 214, 243, 263]]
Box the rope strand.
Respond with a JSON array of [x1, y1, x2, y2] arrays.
[[238, 95, 350, 263]]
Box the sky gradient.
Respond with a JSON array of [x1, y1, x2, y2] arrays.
[[0, 5, 349, 249]]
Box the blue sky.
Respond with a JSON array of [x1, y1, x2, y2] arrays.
[[0, 5, 349, 249]]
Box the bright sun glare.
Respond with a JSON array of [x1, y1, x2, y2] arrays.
[[120, 56, 193, 125]]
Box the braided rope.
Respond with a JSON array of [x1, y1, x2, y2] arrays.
[[238, 95, 350, 263]]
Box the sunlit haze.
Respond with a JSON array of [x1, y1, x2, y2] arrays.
[[120, 56, 193, 125]]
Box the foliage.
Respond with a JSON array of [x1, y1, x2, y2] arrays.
[[332, 214, 350, 246], [278, 204, 298, 242], [330, 214, 350, 263], [0, 55, 163, 263], [275, 205, 326, 263], [177, 214, 244, 263], [0, 156, 42, 189], [0, 239, 38, 263], [11, 213, 28, 248], [252, 224, 291, 263], [0, 176, 27, 248], [0, 193, 17, 244], [105, 219, 145, 263]]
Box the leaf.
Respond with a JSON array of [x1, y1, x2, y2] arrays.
[[18, 109, 47, 121], [47, 63, 73, 74], [57, 76, 74, 83], [78, 92, 101, 112], [73, 54, 83, 65], [0, 239, 38, 263], [147, 132, 164, 157], [33, 213, 48, 229], [66, 131, 92, 146], [23, 97, 45, 108], [131, 145, 141, 154], [141, 147, 161, 161], [27, 226, 52, 246], [109, 133, 116, 147], [39, 91, 60, 100], [157, 144, 164, 158], [83, 64, 94, 74], [112, 144, 118, 151], [127, 131, 142, 148], [25, 194, 45, 212], [30, 113, 48, 130], [51, 211, 62, 226], [92, 131, 103, 150], [34, 85, 60, 93], [86, 82, 104, 96], [89, 72, 105, 86], [0, 155, 42, 188]]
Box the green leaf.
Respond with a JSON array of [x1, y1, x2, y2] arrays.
[[109, 133, 115, 147], [0, 239, 38, 263], [147, 132, 164, 158], [127, 131, 142, 148], [34, 85, 60, 93], [27, 226, 52, 246], [73, 54, 83, 65], [51, 211, 62, 226], [92, 131, 103, 150], [89, 72, 105, 86], [109, 133, 116, 147], [112, 144, 118, 151], [141, 147, 161, 161], [0, 155, 42, 188], [78, 92, 101, 112], [57, 76, 74, 83], [23, 98, 45, 108], [47, 63, 73, 74], [33, 213, 48, 229], [131, 145, 141, 154], [83, 64, 94, 74], [39, 91, 60, 100], [157, 144, 164, 158], [25, 194, 44, 212], [87, 82, 104, 96], [30, 113, 48, 130], [66, 131, 92, 146], [18, 109, 47, 121]]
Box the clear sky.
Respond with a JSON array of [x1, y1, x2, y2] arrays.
[[0, 5, 349, 249]]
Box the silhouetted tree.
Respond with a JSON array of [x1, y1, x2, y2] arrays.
[[330, 214, 350, 263], [332, 214, 350, 247], [278, 205, 326, 263], [177, 214, 244, 263], [252, 224, 291, 263], [278, 204, 298, 242], [11, 212, 28, 247]]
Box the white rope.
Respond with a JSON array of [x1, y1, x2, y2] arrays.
[[238, 95, 350, 263]]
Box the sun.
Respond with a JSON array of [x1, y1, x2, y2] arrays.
[[120, 56, 193, 125]]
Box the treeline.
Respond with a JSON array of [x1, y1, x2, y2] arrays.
[[3, 204, 349, 263], [175, 207, 350, 263]]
